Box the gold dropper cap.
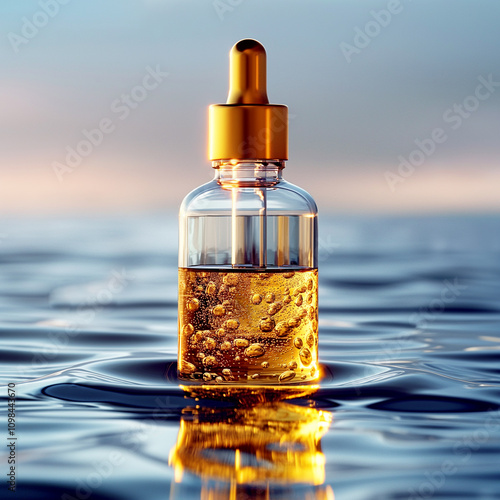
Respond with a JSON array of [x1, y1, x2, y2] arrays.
[[208, 39, 288, 161]]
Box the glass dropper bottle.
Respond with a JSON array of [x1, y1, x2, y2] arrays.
[[178, 39, 319, 386]]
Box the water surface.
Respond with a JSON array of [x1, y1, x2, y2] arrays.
[[1, 214, 499, 499]]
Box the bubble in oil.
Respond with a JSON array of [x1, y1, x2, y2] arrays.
[[225, 318, 240, 330], [299, 347, 312, 366], [187, 298, 200, 311], [234, 338, 249, 348], [203, 338, 216, 350], [268, 303, 282, 315], [275, 321, 290, 337], [259, 317, 275, 332], [212, 304, 226, 316], [202, 355, 217, 367], [279, 370, 296, 383], [190, 332, 203, 345], [183, 324, 194, 335], [182, 362, 196, 374], [251, 293, 262, 305], [306, 333, 314, 347], [245, 344, 265, 358]]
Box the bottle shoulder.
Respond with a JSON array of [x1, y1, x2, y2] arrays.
[[271, 179, 318, 215], [180, 179, 318, 216], [179, 180, 225, 215]]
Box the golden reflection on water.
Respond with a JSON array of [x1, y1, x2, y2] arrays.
[[169, 395, 333, 499]]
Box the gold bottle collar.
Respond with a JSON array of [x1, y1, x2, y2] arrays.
[[208, 39, 288, 161]]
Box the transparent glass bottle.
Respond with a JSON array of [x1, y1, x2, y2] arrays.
[[178, 40, 318, 385]]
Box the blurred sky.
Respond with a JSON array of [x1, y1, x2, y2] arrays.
[[1, 0, 499, 214]]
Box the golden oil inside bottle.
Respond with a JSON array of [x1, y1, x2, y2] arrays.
[[178, 268, 318, 384]]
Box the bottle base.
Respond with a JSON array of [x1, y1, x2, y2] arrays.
[[179, 382, 320, 404]]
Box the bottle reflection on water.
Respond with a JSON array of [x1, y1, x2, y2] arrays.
[[168, 402, 333, 500]]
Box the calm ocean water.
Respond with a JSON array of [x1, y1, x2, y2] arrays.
[[1, 213, 500, 500]]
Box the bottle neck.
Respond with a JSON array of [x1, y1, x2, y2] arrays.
[[213, 160, 285, 187]]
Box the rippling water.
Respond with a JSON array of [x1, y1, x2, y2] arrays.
[[1, 214, 500, 500]]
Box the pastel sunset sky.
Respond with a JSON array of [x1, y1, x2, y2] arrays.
[[1, 0, 499, 214]]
